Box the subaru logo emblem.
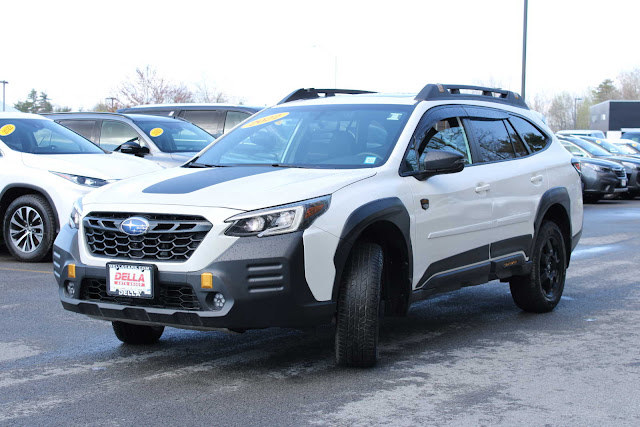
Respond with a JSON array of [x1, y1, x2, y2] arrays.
[[120, 217, 150, 236]]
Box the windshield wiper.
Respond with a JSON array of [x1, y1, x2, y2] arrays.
[[185, 162, 230, 168], [269, 163, 305, 168]]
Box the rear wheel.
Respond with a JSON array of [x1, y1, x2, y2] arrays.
[[112, 321, 164, 345], [3, 194, 56, 262], [335, 242, 383, 367], [509, 221, 566, 313]]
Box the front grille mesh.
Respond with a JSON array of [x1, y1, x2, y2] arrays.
[[80, 278, 201, 311], [84, 212, 212, 262]]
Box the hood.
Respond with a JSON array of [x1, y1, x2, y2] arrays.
[[603, 155, 640, 165], [83, 166, 376, 211], [580, 158, 624, 168], [21, 152, 162, 180]]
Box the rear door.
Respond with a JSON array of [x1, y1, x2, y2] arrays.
[[464, 107, 547, 259]]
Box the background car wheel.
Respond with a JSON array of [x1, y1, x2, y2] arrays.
[[3, 195, 56, 262], [509, 221, 567, 313], [335, 242, 383, 367], [112, 321, 164, 345]]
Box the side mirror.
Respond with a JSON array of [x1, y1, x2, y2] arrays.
[[408, 150, 465, 181], [119, 139, 150, 157]]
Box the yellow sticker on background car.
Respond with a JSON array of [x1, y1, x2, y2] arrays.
[[242, 112, 289, 129], [149, 127, 164, 137], [0, 124, 16, 136]]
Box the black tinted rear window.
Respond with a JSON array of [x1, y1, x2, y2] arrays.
[[510, 117, 548, 152]]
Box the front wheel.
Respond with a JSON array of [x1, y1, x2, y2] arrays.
[[509, 221, 567, 313], [112, 321, 164, 345], [335, 242, 384, 367], [3, 194, 56, 262]]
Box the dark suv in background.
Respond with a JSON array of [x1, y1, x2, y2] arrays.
[[117, 104, 262, 137]]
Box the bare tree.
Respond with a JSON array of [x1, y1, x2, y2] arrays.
[[618, 68, 640, 100], [193, 81, 229, 103], [546, 92, 574, 132], [116, 66, 194, 107]]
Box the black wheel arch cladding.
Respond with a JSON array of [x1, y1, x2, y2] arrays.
[[533, 187, 573, 266], [332, 197, 413, 304]]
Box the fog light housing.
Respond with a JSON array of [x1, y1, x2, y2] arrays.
[[213, 293, 225, 310], [65, 281, 76, 297]]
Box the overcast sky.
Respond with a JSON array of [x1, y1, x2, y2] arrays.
[[2, 0, 638, 110]]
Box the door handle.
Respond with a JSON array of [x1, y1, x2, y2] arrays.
[[530, 175, 544, 184], [475, 183, 491, 193]]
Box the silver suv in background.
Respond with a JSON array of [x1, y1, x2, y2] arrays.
[[117, 104, 262, 138], [45, 113, 215, 167]]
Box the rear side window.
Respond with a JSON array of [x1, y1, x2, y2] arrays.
[[510, 117, 548, 152], [180, 110, 225, 137], [57, 120, 97, 143], [224, 111, 251, 133], [504, 121, 529, 156], [468, 119, 516, 162]]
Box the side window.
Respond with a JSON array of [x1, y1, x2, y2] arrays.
[[180, 110, 225, 137], [224, 111, 251, 133], [100, 120, 140, 151], [469, 119, 516, 162], [404, 117, 472, 172], [510, 116, 548, 152], [57, 120, 96, 143], [504, 121, 529, 156]]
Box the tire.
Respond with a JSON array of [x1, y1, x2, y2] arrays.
[[112, 321, 164, 345], [2, 194, 56, 262], [582, 194, 600, 204], [335, 242, 384, 367], [509, 221, 567, 313]]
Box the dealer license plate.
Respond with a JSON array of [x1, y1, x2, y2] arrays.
[[107, 263, 155, 299]]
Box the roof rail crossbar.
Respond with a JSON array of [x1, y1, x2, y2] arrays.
[[415, 84, 528, 109], [278, 88, 376, 105]]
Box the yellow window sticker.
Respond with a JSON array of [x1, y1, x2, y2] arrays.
[[0, 124, 16, 136], [242, 112, 289, 129], [149, 127, 164, 137]]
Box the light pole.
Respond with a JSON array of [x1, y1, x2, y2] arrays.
[[574, 97, 583, 129], [0, 80, 8, 112], [521, 0, 528, 100]]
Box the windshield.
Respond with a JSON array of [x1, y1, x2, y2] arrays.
[[587, 138, 623, 154], [134, 120, 215, 153], [622, 132, 640, 142], [0, 119, 104, 154], [614, 144, 638, 155], [574, 140, 612, 156], [193, 105, 413, 169]]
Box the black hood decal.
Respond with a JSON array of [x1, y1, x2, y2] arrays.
[[142, 167, 279, 194]]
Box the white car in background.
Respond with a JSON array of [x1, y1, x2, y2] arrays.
[[0, 112, 162, 262]]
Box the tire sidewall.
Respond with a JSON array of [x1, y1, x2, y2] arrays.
[[3, 195, 55, 262], [533, 222, 566, 306]]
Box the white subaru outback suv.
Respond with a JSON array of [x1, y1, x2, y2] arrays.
[[54, 85, 583, 367]]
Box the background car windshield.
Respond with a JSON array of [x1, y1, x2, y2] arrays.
[[194, 105, 413, 168], [615, 144, 637, 155], [135, 120, 214, 153], [576, 140, 610, 156], [0, 119, 104, 154]]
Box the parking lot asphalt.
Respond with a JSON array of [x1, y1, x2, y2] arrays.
[[1, 201, 640, 426]]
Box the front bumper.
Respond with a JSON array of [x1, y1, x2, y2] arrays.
[[53, 225, 335, 330]]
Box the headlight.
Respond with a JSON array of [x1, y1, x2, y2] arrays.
[[225, 196, 331, 237], [50, 171, 114, 187], [583, 163, 604, 172], [69, 199, 83, 229]]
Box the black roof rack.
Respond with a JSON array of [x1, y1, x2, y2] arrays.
[[415, 84, 528, 109], [278, 88, 376, 105]]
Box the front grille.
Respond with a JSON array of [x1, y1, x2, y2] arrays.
[[84, 212, 212, 262], [80, 278, 201, 311]]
